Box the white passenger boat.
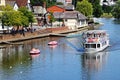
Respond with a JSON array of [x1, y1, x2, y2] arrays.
[[82, 30, 109, 53]]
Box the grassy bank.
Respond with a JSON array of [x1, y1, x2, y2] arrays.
[[101, 13, 113, 18]]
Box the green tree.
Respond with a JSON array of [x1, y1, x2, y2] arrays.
[[102, 5, 113, 14], [1, 5, 13, 11], [30, 0, 56, 8], [88, 0, 103, 17], [76, 0, 93, 17], [112, 0, 120, 19], [49, 12, 55, 26], [1, 5, 30, 28], [18, 7, 34, 27], [56, 2, 63, 5], [1, 5, 22, 27], [30, 0, 44, 5], [2, 11, 24, 27]]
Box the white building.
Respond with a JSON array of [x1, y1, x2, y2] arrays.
[[56, 0, 72, 5], [100, 0, 116, 6], [53, 11, 88, 29], [0, 0, 5, 6]]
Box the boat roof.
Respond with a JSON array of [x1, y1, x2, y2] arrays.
[[84, 30, 107, 34]]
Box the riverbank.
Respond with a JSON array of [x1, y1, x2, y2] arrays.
[[0, 26, 89, 44]]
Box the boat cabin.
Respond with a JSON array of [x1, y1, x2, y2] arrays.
[[82, 30, 109, 53]]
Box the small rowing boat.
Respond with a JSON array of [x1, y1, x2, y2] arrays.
[[30, 48, 40, 55], [48, 41, 58, 45]]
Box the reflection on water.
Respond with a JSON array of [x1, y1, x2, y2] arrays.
[[82, 51, 108, 71], [81, 51, 108, 80]]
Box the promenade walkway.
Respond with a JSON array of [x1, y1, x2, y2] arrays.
[[0, 26, 89, 44]]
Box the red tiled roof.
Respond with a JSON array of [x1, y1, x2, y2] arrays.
[[47, 5, 65, 13], [16, 0, 27, 7]]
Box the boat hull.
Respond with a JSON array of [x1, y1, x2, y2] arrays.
[[84, 43, 109, 53], [30, 52, 40, 55], [29, 49, 40, 55], [48, 41, 58, 45]]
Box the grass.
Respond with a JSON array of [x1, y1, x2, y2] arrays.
[[101, 13, 113, 18]]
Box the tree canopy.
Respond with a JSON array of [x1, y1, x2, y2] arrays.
[[18, 7, 34, 27], [112, 0, 120, 19], [1, 5, 34, 28], [76, 0, 93, 17], [30, 0, 56, 8], [88, 0, 103, 17]]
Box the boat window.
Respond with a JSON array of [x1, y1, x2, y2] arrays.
[[97, 44, 100, 48], [85, 44, 96, 48], [91, 44, 96, 48], [85, 44, 90, 48]]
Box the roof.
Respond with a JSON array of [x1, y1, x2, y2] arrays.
[[47, 5, 65, 12], [53, 11, 87, 20], [16, 0, 28, 7], [56, 4, 74, 11]]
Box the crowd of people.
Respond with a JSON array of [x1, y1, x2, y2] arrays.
[[10, 27, 36, 36]]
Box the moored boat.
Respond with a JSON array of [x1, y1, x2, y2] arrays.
[[82, 30, 109, 53], [29, 48, 40, 55], [48, 41, 58, 45]]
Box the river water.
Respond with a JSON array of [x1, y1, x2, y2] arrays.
[[0, 18, 120, 80]]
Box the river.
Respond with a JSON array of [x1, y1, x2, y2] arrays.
[[0, 18, 120, 80]]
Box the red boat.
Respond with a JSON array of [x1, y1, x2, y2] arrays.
[[48, 41, 58, 45], [30, 48, 40, 55]]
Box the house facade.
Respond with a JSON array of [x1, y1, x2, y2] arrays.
[[53, 11, 88, 29], [5, 0, 31, 11], [100, 0, 116, 6], [47, 5, 88, 29], [56, 0, 72, 5]]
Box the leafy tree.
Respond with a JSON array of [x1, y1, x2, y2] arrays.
[[112, 0, 120, 19], [93, 5, 103, 17], [49, 12, 55, 26], [9, 11, 23, 26], [30, 0, 56, 8], [102, 5, 113, 13], [1, 5, 22, 27], [2, 11, 24, 27], [30, 0, 44, 5], [88, 0, 103, 17], [46, 0, 56, 7], [18, 7, 34, 27], [1, 5, 13, 11], [56, 2, 63, 5], [1, 5, 31, 28], [76, 0, 93, 17]]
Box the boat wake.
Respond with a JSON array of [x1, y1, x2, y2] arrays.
[[61, 38, 85, 53]]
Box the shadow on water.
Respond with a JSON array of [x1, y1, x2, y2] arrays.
[[60, 37, 85, 53], [113, 19, 120, 24]]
